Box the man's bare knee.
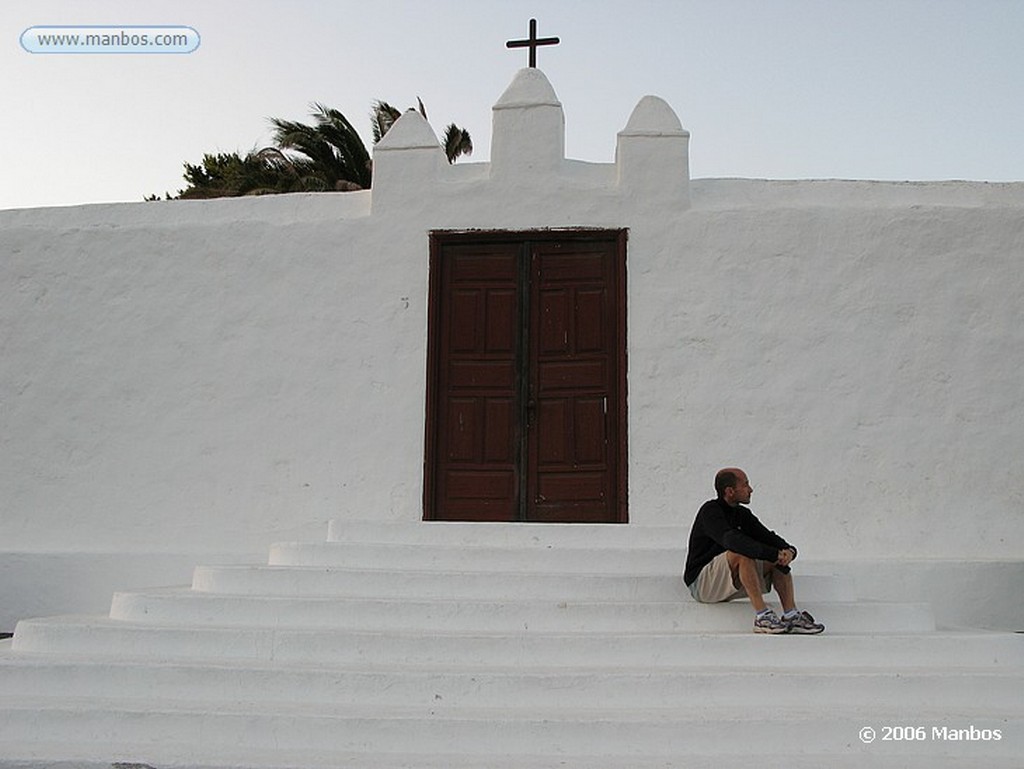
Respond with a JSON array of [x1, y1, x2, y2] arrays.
[[726, 551, 754, 568], [725, 551, 752, 580]]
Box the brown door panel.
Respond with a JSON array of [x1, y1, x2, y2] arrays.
[[425, 232, 626, 523]]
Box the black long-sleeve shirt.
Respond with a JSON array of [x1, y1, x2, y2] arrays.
[[683, 498, 795, 586]]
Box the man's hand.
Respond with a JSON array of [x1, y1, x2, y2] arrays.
[[776, 548, 795, 567]]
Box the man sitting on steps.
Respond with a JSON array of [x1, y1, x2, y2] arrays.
[[684, 468, 825, 634]]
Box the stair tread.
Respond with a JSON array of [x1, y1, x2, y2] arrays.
[[17, 610, 939, 634], [10, 618, 1019, 671], [112, 586, 902, 609], [3, 694, 1018, 721], [1, 755, 1020, 769], [5, 652, 1020, 677]]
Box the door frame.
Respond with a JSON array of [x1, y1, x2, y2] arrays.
[[423, 228, 628, 523]]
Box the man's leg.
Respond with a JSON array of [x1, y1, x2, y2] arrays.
[[726, 552, 825, 634], [726, 552, 769, 611], [773, 568, 796, 614], [774, 566, 826, 634], [726, 552, 790, 634]]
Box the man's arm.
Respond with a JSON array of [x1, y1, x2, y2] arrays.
[[737, 507, 795, 559], [720, 528, 784, 562], [700, 503, 782, 562]]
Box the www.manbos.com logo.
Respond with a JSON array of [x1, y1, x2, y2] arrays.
[[21, 25, 200, 54]]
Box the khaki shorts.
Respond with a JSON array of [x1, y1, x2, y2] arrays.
[[689, 551, 774, 603]]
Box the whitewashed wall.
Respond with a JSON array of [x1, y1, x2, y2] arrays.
[[2, 69, 1022, 626]]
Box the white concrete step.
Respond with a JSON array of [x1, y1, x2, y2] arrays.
[[1, 752, 1021, 769], [190, 563, 851, 602], [270, 540, 689, 574], [0, 698, 1018, 761], [2, 655, 1020, 711], [270, 541, 858, 592], [110, 587, 881, 632], [326, 520, 691, 549], [192, 564, 691, 600], [3, 519, 1017, 769], [12, 616, 1014, 667]]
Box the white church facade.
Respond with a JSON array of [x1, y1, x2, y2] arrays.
[[3, 67, 1022, 627], [1, 64, 1022, 767]]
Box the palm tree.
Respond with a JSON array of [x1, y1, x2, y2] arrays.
[[174, 147, 337, 199], [173, 97, 471, 199], [270, 103, 372, 190]]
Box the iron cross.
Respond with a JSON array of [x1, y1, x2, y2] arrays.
[[506, 18, 559, 68]]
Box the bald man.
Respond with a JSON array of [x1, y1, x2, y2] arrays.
[[683, 468, 824, 634]]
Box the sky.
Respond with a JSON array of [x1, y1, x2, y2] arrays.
[[3, 0, 1023, 210]]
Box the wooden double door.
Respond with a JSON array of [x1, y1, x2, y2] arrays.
[[424, 230, 627, 523]]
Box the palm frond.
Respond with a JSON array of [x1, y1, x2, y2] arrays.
[[371, 101, 402, 144], [443, 124, 473, 164], [268, 104, 371, 189]]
